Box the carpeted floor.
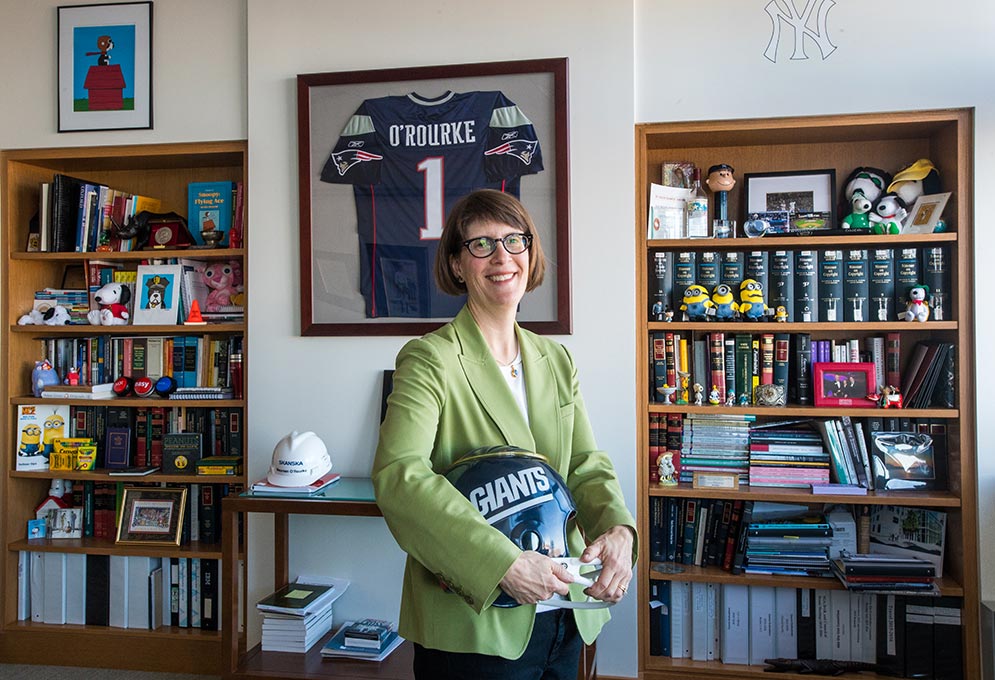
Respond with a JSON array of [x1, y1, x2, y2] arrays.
[[0, 665, 217, 680]]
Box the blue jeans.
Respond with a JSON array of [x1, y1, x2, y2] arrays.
[[412, 609, 582, 680]]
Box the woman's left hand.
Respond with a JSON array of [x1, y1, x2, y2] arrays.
[[580, 525, 634, 603]]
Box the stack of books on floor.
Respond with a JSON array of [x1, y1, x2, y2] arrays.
[[748, 423, 831, 488], [678, 413, 752, 485], [830, 552, 939, 596], [744, 514, 834, 577], [321, 618, 403, 661], [257, 577, 347, 653]]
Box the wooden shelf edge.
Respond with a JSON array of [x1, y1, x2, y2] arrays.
[[648, 321, 958, 332], [646, 232, 957, 250], [647, 404, 958, 418], [647, 484, 962, 507], [12, 396, 245, 407], [8, 537, 224, 559], [10, 323, 246, 335], [642, 657, 899, 679], [12, 248, 246, 261], [645, 562, 963, 595], [2, 618, 221, 639], [10, 469, 247, 484]]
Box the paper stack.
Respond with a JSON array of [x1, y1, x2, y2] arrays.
[[257, 576, 348, 653]]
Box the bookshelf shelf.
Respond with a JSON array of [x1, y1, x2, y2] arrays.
[[636, 110, 977, 679], [647, 484, 962, 508], [1, 141, 249, 674]]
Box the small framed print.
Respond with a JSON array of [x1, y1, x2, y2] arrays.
[[813, 362, 877, 408], [742, 169, 836, 230], [133, 264, 182, 325], [903, 192, 951, 234], [116, 486, 187, 545], [692, 471, 740, 490]]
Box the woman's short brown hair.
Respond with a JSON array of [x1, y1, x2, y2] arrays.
[[434, 189, 547, 296]]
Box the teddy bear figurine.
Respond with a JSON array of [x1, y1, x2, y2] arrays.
[[87, 282, 131, 325], [203, 260, 240, 312], [902, 284, 931, 322]]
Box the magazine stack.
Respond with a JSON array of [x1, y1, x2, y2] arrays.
[[256, 577, 347, 653], [321, 618, 404, 662]]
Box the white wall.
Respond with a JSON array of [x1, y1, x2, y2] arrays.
[[244, 0, 638, 676]]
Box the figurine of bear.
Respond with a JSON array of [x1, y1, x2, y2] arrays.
[[902, 284, 931, 322], [738, 279, 770, 320], [680, 284, 715, 321]]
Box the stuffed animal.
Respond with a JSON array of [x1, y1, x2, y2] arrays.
[[843, 167, 891, 205], [19, 305, 72, 326], [680, 284, 714, 321], [888, 158, 941, 206], [32, 359, 59, 397], [738, 279, 770, 320], [902, 284, 931, 322], [841, 189, 873, 230], [87, 282, 131, 325], [203, 260, 239, 312], [871, 193, 908, 235], [710, 284, 740, 320], [656, 451, 678, 486]]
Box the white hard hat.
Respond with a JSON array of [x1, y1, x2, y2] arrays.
[[267, 431, 332, 486]]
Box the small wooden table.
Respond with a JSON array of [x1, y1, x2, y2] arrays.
[[221, 478, 595, 680]]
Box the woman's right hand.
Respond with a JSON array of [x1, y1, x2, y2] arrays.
[[498, 552, 574, 606]]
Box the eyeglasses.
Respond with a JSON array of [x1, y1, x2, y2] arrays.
[[461, 233, 532, 258]]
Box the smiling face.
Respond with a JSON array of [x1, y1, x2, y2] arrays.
[[451, 220, 530, 314]]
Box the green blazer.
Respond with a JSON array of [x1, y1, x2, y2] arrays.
[[372, 307, 636, 659]]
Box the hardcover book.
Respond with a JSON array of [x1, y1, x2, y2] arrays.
[[869, 506, 946, 577], [188, 181, 234, 246], [720, 250, 744, 289], [673, 252, 696, 305], [745, 251, 770, 294], [342, 618, 394, 649], [793, 250, 819, 322], [869, 249, 896, 322], [768, 251, 794, 322], [256, 582, 333, 615], [104, 427, 132, 468], [843, 249, 870, 322], [922, 246, 950, 321], [162, 432, 203, 474], [696, 251, 720, 294], [818, 250, 844, 322], [894, 247, 921, 320]]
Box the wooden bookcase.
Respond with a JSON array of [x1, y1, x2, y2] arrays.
[[634, 110, 977, 679], [0, 141, 248, 674]]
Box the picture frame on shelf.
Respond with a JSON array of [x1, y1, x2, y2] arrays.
[[57, 2, 153, 132], [297, 58, 570, 336], [812, 362, 877, 408], [742, 169, 836, 231], [116, 486, 187, 546], [133, 264, 182, 325], [903, 192, 951, 234]]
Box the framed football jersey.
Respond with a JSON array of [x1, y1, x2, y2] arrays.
[[298, 58, 571, 336]]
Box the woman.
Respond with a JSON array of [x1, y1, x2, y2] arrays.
[[373, 189, 636, 679]]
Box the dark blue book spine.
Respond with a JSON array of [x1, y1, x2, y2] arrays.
[[922, 245, 951, 321], [773, 333, 791, 387], [652, 251, 674, 319], [818, 249, 844, 322], [791, 333, 812, 405], [793, 250, 819, 322], [720, 250, 745, 289], [894, 247, 921, 320], [745, 250, 770, 294], [769, 250, 794, 322], [696, 251, 720, 294], [869, 248, 896, 322], [673, 251, 696, 305], [843, 249, 870, 322]]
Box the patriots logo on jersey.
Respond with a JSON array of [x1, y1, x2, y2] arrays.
[[330, 148, 384, 176], [484, 139, 539, 165]]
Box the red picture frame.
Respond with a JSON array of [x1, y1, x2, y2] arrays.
[[812, 362, 877, 408]]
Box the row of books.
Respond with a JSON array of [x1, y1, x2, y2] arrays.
[[652, 245, 952, 323], [17, 552, 220, 631], [650, 330, 955, 409], [648, 582, 963, 679], [41, 333, 243, 391], [33, 175, 245, 253], [649, 498, 946, 577], [15, 403, 243, 472]]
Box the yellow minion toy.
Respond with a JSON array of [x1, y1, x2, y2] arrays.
[[42, 413, 66, 457], [680, 284, 715, 321], [711, 284, 740, 320], [739, 279, 770, 320]]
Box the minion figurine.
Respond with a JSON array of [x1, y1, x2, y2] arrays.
[[739, 279, 770, 320], [710, 284, 740, 320], [42, 412, 66, 458], [19, 424, 41, 456], [774, 305, 789, 322], [680, 284, 715, 321]]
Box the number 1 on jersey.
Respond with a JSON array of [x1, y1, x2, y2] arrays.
[[418, 157, 444, 240]]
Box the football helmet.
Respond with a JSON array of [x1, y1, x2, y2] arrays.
[[445, 445, 607, 608]]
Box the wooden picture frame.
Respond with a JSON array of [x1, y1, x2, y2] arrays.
[[57, 2, 153, 132], [297, 58, 571, 336], [116, 486, 187, 545], [812, 362, 877, 408], [742, 169, 836, 231]]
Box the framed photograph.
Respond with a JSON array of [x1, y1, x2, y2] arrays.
[[903, 192, 951, 234], [133, 264, 182, 325], [812, 362, 877, 408], [116, 486, 187, 545], [297, 58, 570, 336], [58, 2, 153, 132], [742, 169, 836, 230]]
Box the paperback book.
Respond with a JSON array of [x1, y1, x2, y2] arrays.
[[320, 621, 404, 661]]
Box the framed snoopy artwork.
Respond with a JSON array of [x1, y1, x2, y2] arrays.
[[57, 2, 153, 132], [133, 264, 182, 325], [297, 58, 571, 336]]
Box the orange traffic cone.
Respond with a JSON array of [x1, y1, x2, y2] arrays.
[[184, 299, 207, 325]]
